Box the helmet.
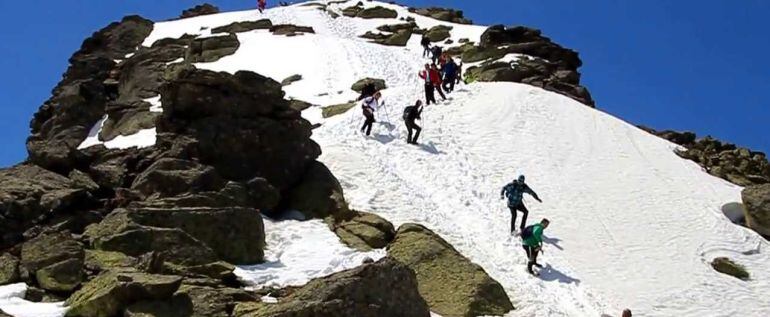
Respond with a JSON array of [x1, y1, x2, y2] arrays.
[[518, 175, 525, 182]]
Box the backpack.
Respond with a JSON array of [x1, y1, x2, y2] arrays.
[[521, 225, 535, 239], [504, 182, 525, 206], [403, 106, 415, 121]]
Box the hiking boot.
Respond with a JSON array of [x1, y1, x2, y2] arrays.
[[533, 263, 543, 269]]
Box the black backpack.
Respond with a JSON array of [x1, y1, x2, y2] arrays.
[[521, 225, 535, 239], [403, 106, 415, 121]]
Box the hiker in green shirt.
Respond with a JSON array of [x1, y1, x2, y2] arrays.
[[521, 218, 550, 276]]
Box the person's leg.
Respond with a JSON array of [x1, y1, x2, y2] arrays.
[[522, 245, 531, 259], [427, 84, 436, 104], [424, 84, 431, 105], [448, 76, 456, 92], [412, 123, 421, 143], [531, 246, 541, 268], [365, 119, 373, 135], [518, 204, 529, 231], [509, 206, 517, 233], [406, 122, 414, 143], [435, 85, 447, 100]]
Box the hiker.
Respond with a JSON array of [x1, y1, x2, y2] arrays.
[[357, 81, 376, 101], [419, 64, 437, 105], [258, 0, 267, 13], [430, 64, 447, 101], [403, 100, 423, 144], [438, 52, 448, 70], [430, 46, 443, 65], [500, 175, 542, 234], [521, 218, 550, 275], [442, 58, 459, 93], [360, 91, 381, 136], [421, 36, 431, 58]]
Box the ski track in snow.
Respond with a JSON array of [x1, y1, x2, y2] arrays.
[[18, 1, 769, 316]]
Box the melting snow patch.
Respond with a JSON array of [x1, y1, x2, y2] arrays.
[[234, 215, 385, 289], [0, 283, 67, 317], [77, 115, 157, 150], [145, 96, 163, 113]]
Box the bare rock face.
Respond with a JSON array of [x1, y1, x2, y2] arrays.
[[233, 257, 431, 317], [742, 184, 770, 237], [409, 7, 472, 24], [180, 3, 220, 19], [211, 19, 273, 34]]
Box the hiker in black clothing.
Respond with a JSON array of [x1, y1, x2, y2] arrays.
[[421, 35, 431, 58], [403, 100, 423, 144], [357, 81, 376, 101], [456, 62, 463, 85], [501, 175, 542, 234], [360, 91, 381, 136], [430, 46, 443, 65]]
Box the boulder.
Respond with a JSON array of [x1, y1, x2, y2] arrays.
[[0, 253, 20, 285], [742, 184, 770, 237], [288, 99, 313, 112], [342, 6, 363, 17], [376, 22, 419, 33], [0, 164, 94, 249], [211, 19, 273, 34], [360, 31, 389, 41], [356, 6, 398, 19], [425, 25, 452, 42], [711, 257, 750, 280], [84, 250, 137, 274], [186, 34, 240, 63], [286, 161, 353, 220], [65, 271, 182, 317], [159, 68, 320, 190], [388, 223, 514, 317], [100, 101, 160, 142], [180, 4, 220, 19], [27, 16, 153, 173], [130, 158, 226, 198], [480, 25, 543, 47], [21, 232, 85, 292], [269, 24, 315, 36], [177, 284, 255, 317], [409, 7, 472, 24], [281, 74, 303, 86], [233, 257, 430, 317], [86, 207, 265, 264], [332, 212, 395, 251], [382, 30, 413, 46], [351, 77, 387, 93], [322, 102, 356, 118]]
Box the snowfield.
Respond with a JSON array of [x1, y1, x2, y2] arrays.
[[11, 1, 770, 316]]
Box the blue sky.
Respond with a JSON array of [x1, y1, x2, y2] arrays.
[[0, 1, 767, 167]]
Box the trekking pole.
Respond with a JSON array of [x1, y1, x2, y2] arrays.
[[381, 100, 391, 122]]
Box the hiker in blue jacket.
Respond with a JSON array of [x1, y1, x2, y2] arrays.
[[441, 58, 459, 93], [501, 175, 542, 234]]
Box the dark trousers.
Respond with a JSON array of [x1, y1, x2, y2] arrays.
[[443, 75, 456, 93], [361, 110, 375, 135], [424, 83, 436, 105], [522, 245, 541, 273], [423, 45, 430, 57], [509, 203, 529, 232], [406, 120, 422, 144], [435, 84, 447, 100]]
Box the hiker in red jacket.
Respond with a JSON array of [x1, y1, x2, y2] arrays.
[[258, 0, 267, 13], [430, 64, 447, 101]]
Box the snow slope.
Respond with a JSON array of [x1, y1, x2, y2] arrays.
[[21, 1, 770, 316]]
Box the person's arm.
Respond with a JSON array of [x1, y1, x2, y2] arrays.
[[500, 184, 508, 200], [419, 71, 426, 80], [525, 185, 542, 202], [417, 106, 423, 116]]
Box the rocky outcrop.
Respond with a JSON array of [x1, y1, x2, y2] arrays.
[[288, 99, 313, 112], [388, 224, 514, 317], [742, 184, 770, 237], [355, 6, 398, 19], [281, 74, 303, 86], [233, 257, 430, 317], [21, 232, 85, 292], [185, 34, 240, 63], [65, 271, 182, 317], [425, 25, 452, 42], [211, 19, 273, 34], [285, 161, 353, 220], [85, 207, 265, 265], [711, 257, 749, 280], [376, 22, 420, 34], [0, 253, 20, 285], [408, 7, 472, 24], [364, 30, 413, 46], [269, 24, 315, 36], [322, 102, 356, 118], [641, 128, 770, 186], [460, 26, 594, 106], [180, 4, 220, 19], [351, 77, 387, 93], [331, 212, 395, 251], [27, 16, 153, 173]]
